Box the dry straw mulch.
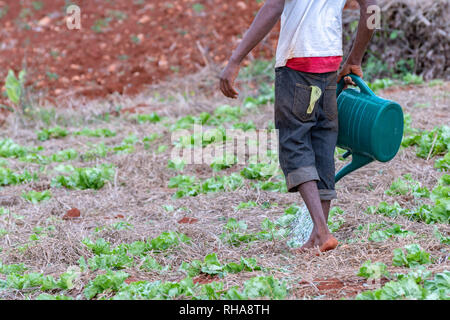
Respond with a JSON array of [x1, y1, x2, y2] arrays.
[[0, 69, 448, 300]]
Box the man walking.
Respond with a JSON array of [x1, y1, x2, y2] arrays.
[[220, 0, 376, 252]]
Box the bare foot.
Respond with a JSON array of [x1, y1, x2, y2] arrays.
[[291, 231, 320, 254], [292, 233, 338, 255], [319, 235, 338, 253], [300, 235, 316, 249]]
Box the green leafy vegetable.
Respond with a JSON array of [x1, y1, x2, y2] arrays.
[[84, 270, 129, 299], [433, 227, 450, 245], [368, 224, 414, 242], [5, 69, 25, 105], [435, 152, 450, 171], [169, 173, 243, 199], [240, 162, 278, 180], [0, 261, 28, 275], [356, 269, 449, 300], [386, 174, 430, 198], [402, 125, 449, 159], [0, 167, 36, 186], [51, 164, 115, 190], [37, 126, 69, 141], [149, 231, 191, 252], [167, 158, 186, 171], [182, 253, 261, 278], [429, 174, 449, 223], [210, 154, 237, 171], [219, 218, 258, 246], [73, 128, 116, 137], [0, 139, 29, 158], [357, 260, 390, 280], [135, 113, 161, 124], [140, 256, 165, 272], [392, 244, 431, 268], [240, 276, 287, 300], [21, 190, 51, 204]]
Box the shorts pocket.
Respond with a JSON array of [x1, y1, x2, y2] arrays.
[[292, 83, 316, 122], [324, 86, 338, 121]]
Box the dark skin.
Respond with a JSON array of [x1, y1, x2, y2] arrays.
[[219, 0, 285, 99], [338, 0, 378, 87], [220, 0, 377, 253]]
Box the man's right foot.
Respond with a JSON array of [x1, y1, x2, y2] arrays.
[[318, 235, 338, 253], [293, 232, 338, 254]]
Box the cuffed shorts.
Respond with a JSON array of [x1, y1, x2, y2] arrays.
[[274, 66, 339, 200]]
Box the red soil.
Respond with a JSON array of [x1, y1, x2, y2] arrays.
[[192, 274, 219, 285], [0, 0, 357, 113], [0, 0, 276, 108], [177, 217, 199, 224], [62, 207, 81, 220], [298, 277, 390, 298]]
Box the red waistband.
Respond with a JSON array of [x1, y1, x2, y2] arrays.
[[286, 56, 342, 73]]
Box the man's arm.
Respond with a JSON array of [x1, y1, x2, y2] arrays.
[[219, 0, 285, 99], [338, 0, 378, 86]]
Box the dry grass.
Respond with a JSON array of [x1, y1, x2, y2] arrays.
[[0, 67, 448, 300]]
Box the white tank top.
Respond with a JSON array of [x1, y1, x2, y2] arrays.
[[275, 0, 347, 68]]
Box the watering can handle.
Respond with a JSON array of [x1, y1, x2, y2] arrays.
[[336, 74, 376, 97]]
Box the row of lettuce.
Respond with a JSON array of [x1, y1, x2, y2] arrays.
[[0, 225, 448, 300]]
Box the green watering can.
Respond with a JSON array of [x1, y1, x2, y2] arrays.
[[334, 74, 404, 182]]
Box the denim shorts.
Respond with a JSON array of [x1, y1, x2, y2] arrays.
[[274, 66, 338, 200]]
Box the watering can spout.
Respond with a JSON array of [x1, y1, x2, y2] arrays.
[[335, 153, 374, 183]]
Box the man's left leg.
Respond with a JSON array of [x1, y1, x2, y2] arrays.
[[310, 73, 340, 248], [297, 181, 337, 252], [321, 200, 331, 222]]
